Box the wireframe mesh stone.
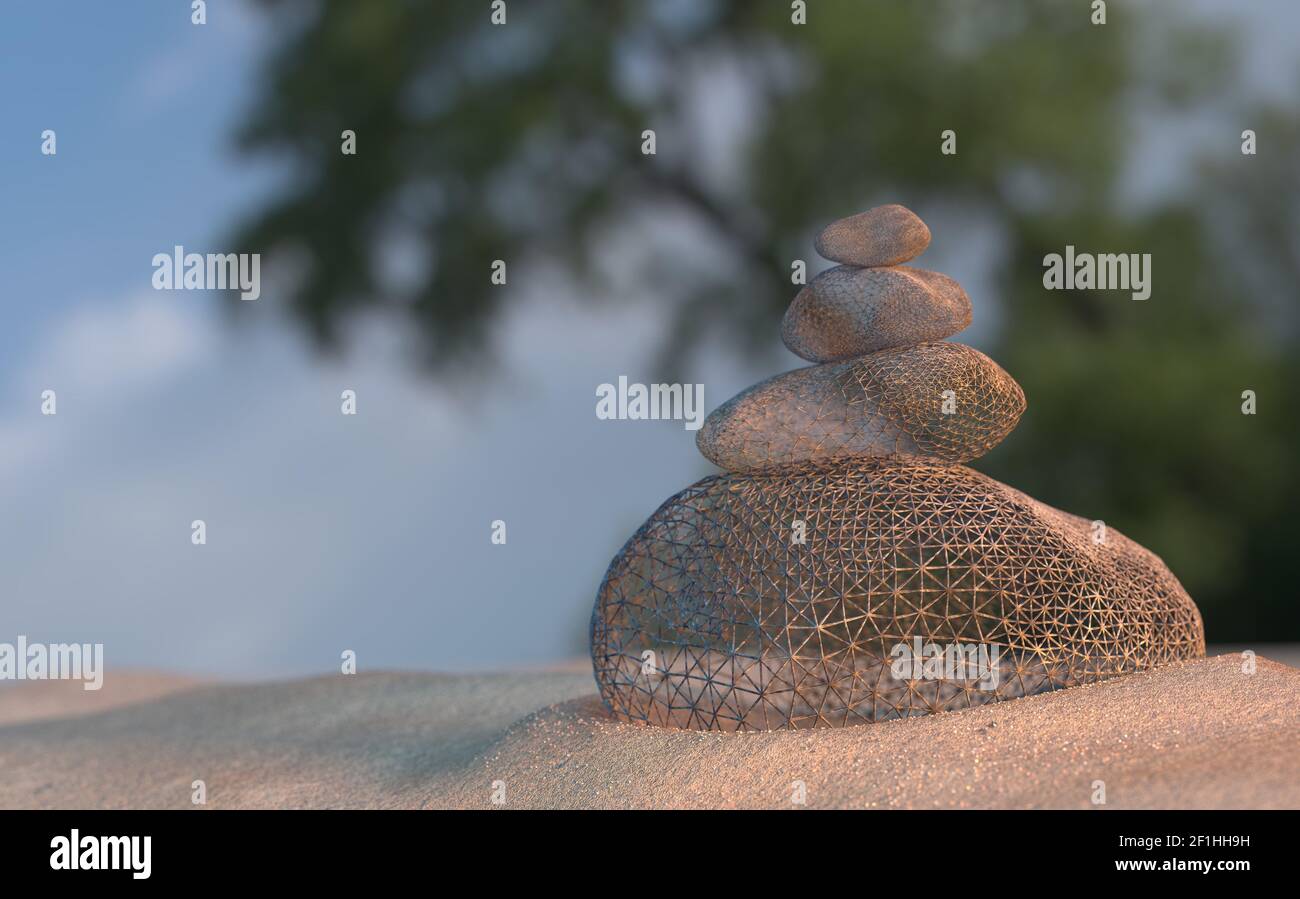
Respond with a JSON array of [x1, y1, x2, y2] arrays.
[[696, 342, 1026, 471], [590, 459, 1205, 731], [814, 204, 930, 267], [782, 265, 971, 361]]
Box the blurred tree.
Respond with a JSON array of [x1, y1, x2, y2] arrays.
[[230, 0, 1297, 642]]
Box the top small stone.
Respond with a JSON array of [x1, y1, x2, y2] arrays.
[[814, 204, 930, 268]]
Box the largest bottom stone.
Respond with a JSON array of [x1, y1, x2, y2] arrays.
[[590, 458, 1204, 731]]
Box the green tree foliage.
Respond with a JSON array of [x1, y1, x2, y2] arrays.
[[229, 0, 1297, 641]]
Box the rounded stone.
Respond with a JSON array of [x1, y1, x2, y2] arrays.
[[814, 204, 931, 267], [590, 458, 1205, 731], [782, 264, 972, 361], [696, 342, 1026, 471]]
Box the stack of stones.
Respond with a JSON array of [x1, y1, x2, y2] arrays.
[[699, 205, 1023, 470], [591, 204, 1204, 732]]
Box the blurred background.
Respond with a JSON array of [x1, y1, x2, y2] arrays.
[[1, 0, 1296, 679]]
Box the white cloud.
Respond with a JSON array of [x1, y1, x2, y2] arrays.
[[123, 1, 267, 116], [0, 295, 213, 483], [23, 294, 214, 398]]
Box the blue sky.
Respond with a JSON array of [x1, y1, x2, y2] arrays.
[[0, 2, 772, 678], [0, 3, 272, 364], [1, 1, 1296, 679]]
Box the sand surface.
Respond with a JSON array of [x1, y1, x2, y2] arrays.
[[1, 654, 1297, 809], [0, 670, 209, 726]]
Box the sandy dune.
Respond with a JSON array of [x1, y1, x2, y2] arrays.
[[1, 654, 1297, 809], [0, 670, 209, 726]]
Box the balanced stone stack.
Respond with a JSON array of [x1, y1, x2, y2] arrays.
[[591, 204, 1204, 732]]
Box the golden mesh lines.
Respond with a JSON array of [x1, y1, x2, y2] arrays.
[[590, 459, 1204, 732], [696, 342, 1025, 470], [813, 204, 931, 268], [782, 266, 971, 361]]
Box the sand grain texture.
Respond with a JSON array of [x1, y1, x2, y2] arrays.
[[0, 670, 209, 726], [1, 656, 1296, 809]]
